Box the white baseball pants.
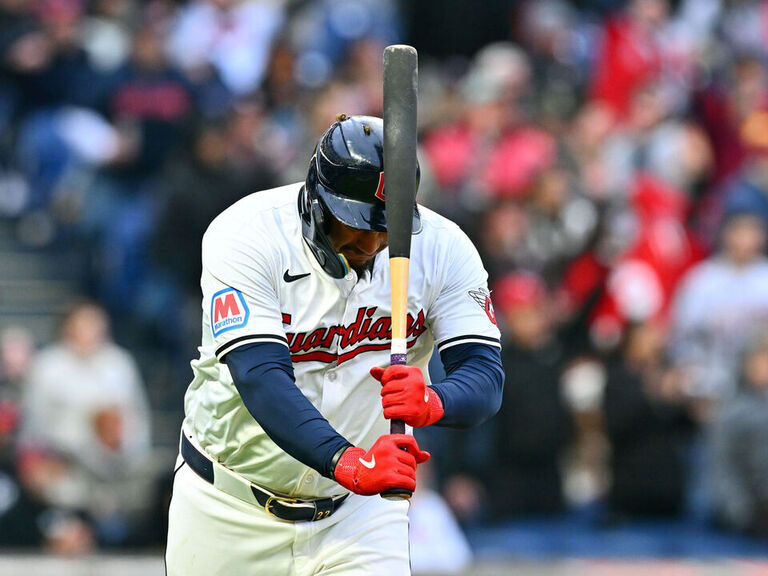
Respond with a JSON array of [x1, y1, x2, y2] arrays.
[[165, 460, 411, 575]]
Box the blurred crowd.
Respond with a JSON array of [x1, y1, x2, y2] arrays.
[[1, 0, 768, 561]]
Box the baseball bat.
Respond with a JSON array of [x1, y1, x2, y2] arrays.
[[381, 44, 418, 501]]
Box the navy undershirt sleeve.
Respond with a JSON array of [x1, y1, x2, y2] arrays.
[[224, 342, 352, 479], [432, 342, 504, 428]]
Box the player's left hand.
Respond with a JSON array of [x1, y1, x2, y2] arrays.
[[370, 365, 444, 427]]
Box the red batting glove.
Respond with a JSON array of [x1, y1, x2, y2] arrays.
[[370, 365, 444, 427], [333, 434, 430, 496]]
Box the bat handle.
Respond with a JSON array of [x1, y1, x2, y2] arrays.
[[381, 352, 413, 501], [390, 419, 405, 435]]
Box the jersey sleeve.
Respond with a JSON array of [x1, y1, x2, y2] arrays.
[[429, 226, 501, 353], [201, 225, 286, 361]]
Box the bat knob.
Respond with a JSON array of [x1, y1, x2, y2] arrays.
[[381, 488, 413, 501]]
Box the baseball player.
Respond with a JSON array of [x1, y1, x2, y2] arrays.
[[165, 114, 504, 575]]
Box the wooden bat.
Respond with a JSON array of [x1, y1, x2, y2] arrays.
[[381, 44, 418, 501]]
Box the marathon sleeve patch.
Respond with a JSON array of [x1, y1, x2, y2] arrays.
[[200, 219, 287, 360], [211, 288, 250, 337]]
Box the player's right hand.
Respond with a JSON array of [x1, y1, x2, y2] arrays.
[[333, 434, 430, 496]]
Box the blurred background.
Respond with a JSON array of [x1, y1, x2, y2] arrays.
[[1, 0, 768, 574]]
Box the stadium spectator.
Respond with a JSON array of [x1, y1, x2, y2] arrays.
[[486, 271, 573, 518], [598, 82, 712, 202], [695, 54, 768, 187], [166, 0, 285, 96], [3, 0, 106, 117], [720, 110, 768, 230], [474, 199, 529, 284], [589, 0, 662, 119], [78, 16, 196, 315], [3, 0, 114, 218], [514, 0, 592, 126], [691, 54, 768, 242], [18, 301, 155, 547], [710, 329, 768, 537], [421, 42, 556, 225], [670, 210, 768, 404], [602, 321, 694, 520], [0, 447, 96, 554], [512, 164, 599, 285], [589, 175, 705, 350]]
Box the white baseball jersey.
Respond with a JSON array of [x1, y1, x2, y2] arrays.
[[183, 182, 500, 499]]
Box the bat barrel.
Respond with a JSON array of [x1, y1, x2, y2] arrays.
[[383, 45, 418, 261]]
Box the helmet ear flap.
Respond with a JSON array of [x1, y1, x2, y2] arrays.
[[299, 184, 312, 223], [300, 166, 345, 276], [303, 164, 329, 234], [311, 197, 326, 233]]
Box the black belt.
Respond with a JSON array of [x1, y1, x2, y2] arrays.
[[181, 434, 348, 522]]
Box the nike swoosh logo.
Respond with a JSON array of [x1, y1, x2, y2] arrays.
[[359, 455, 376, 469], [425, 389, 430, 403], [283, 270, 311, 283]]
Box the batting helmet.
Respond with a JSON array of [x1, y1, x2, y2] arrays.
[[299, 114, 420, 278]]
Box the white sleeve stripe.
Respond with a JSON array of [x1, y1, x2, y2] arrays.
[[437, 336, 501, 352], [215, 335, 289, 359]]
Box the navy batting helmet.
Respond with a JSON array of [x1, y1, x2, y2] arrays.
[[299, 114, 420, 278]]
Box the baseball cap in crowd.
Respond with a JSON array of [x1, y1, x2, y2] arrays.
[[492, 271, 547, 315]]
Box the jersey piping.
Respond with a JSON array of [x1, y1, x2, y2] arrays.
[[436, 334, 501, 353], [216, 334, 289, 360]]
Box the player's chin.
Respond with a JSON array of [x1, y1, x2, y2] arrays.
[[344, 254, 375, 271]]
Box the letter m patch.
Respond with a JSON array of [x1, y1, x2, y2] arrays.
[[211, 288, 249, 337]]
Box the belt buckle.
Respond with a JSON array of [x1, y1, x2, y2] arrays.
[[264, 495, 298, 518]]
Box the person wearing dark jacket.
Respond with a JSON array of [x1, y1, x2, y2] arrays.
[[602, 321, 694, 519], [488, 271, 573, 518]]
